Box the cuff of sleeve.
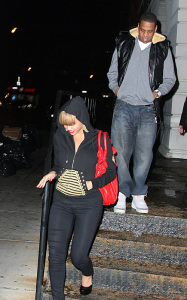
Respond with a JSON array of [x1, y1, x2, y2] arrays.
[[156, 87, 164, 96], [92, 178, 100, 189], [51, 167, 58, 174]]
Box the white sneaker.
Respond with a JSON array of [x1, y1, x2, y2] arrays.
[[114, 192, 126, 213], [131, 195, 148, 213]]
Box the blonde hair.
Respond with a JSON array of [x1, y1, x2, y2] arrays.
[[59, 110, 89, 132], [83, 124, 89, 132], [59, 111, 76, 126]]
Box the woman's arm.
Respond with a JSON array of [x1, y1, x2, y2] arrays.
[[36, 134, 59, 188], [92, 133, 117, 189], [50, 133, 60, 174]]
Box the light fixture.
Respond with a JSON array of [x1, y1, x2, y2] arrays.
[[11, 27, 17, 33]]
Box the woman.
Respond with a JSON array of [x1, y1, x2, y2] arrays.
[[37, 96, 116, 300]]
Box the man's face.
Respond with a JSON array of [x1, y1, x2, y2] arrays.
[[138, 20, 157, 44]]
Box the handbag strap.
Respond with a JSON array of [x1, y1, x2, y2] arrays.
[[103, 132, 107, 152], [98, 130, 102, 147], [98, 130, 107, 152]]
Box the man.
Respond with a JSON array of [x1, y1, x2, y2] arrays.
[[179, 97, 187, 135], [107, 13, 176, 213]]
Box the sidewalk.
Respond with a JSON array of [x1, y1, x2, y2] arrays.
[[0, 144, 186, 299], [0, 147, 48, 300]]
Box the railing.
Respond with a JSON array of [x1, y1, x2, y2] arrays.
[[35, 91, 97, 299]]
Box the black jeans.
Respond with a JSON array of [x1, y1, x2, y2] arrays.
[[48, 191, 103, 300]]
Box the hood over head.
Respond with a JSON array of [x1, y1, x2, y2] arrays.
[[56, 96, 94, 134]]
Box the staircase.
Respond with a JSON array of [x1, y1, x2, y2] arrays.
[[42, 211, 187, 300]]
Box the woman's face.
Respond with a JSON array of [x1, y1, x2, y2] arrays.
[[64, 117, 84, 136]]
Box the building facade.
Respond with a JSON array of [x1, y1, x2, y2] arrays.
[[148, 0, 187, 159]]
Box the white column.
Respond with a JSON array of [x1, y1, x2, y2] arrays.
[[149, 0, 187, 159]]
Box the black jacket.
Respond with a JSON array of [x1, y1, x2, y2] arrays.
[[116, 28, 169, 91], [180, 98, 187, 133], [52, 96, 116, 196]]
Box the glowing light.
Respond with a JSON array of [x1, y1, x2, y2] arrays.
[[28, 67, 32, 71], [24, 88, 35, 92], [82, 90, 87, 94], [11, 27, 17, 33], [90, 74, 94, 79], [17, 76, 21, 86]]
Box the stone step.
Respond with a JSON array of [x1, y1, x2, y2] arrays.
[[91, 230, 187, 266], [43, 283, 175, 300], [43, 255, 187, 299], [66, 255, 186, 280], [43, 212, 187, 299], [101, 211, 187, 238], [97, 229, 186, 247], [64, 257, 187, 299]]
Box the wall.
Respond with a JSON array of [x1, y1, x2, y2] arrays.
[[149, 0, 187, 159]]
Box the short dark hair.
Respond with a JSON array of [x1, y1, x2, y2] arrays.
[[139, 12, 157, 26]]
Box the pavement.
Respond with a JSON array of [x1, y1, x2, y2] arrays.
[[0, 137, 186, 300], [0, 146, 48, 300]]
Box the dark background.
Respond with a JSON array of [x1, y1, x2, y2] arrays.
[[0, 0, 150, 105]]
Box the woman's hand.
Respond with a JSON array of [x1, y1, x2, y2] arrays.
[[86, 181, 93, 191], [36, 171, 57, 188]]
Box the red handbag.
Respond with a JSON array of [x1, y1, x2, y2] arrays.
[[95, 130, 118, 205]]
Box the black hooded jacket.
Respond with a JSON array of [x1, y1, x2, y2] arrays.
[[52, 96, 116, 197]]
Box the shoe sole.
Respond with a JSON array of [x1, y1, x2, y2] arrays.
[[114, 208, 126, 213], [131, 203, 148, 214]]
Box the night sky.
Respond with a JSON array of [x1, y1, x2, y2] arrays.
[[0, 0, 141, 104]]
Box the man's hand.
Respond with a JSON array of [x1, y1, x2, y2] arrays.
[[179, 125, 184, 135], [152, 91, 157, 99], [115, 88, 119, 95]]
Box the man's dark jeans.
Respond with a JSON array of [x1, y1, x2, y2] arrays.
[[111, 100, 157, 197]]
